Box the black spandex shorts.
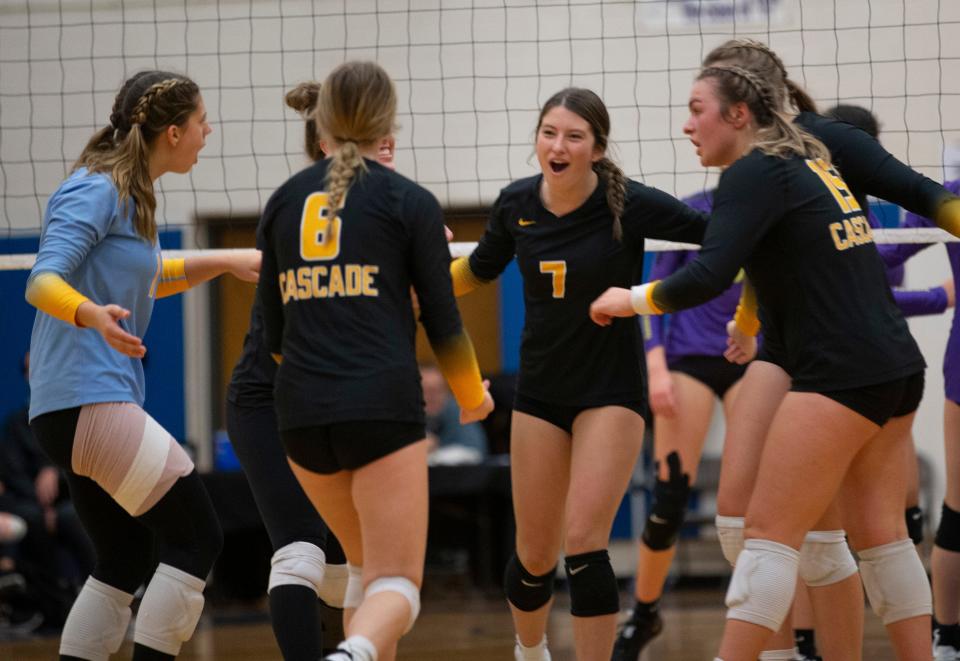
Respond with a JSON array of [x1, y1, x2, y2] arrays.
[[667, 355, 747, 399], [513, 393, 646, 434], [813, 371, 925, 427], [281, 420, 425, 474]]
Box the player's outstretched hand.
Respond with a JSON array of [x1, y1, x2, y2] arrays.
[[461, 379, 494, 424], [78, 302, 146, 358], [589, 287, 635, 326], [228, 249, 261, 282], [724, 319, 757, 364]]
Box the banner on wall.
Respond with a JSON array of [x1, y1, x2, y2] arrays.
[[639, 0, 790, 30]]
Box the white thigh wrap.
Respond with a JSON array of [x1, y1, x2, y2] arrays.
[[365, 576, 421, 633], [73, 403, 193, 516], [134, 563, 206, 655], [268, 541, 326, 595], [60, 577, 133, 661], [343, 563, 364, 609], [858, 538, 931, 625], [716, 515, 745, 566], [725, 538, 799, 631], [319, 563, 349, 607], [798, 529, 858, 587]]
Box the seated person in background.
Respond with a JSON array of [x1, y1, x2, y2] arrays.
[[421, 364, 489, 463], [0, 505, 27, 590], [0, 352, 95, 629]]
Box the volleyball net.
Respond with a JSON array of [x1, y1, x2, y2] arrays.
[[2, 0, 960, 243]]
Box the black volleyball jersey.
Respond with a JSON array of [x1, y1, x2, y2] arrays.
[[225, 299, 276, 408], [740, 112, 959, 368], [653, 150, 925, 392], [257, 158, 482, 430], [461, 175, 706, 406], [796, 111, 954, 223]]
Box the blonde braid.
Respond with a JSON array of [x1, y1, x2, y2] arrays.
[[735, 39, 789, 81], [326, 140, 367, 213], [593, 158, 626, 241]]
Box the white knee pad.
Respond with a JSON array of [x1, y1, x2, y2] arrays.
[[268, 541, 326, 595], [725, 538, 799, 632], [858, 538, 932, 625], [343, 563, 364, 609], [60, 577, 134, 661], [319, 562, 349, 607], [365, 576, 421, 634], [798, 529, 859, 587], [134, 563, 206, 655], [716, 515, 745, 566]]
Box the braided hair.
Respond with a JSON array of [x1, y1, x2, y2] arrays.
[[703, 38, 818, 114], [698, 64, 830, 162], [74, 71, 200, 240], [537, 88, 626, 241]]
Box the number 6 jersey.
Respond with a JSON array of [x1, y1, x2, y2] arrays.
[[257, 158, 483, 431]]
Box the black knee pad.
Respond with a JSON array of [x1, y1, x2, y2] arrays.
[[641, 451, 691, 551], [905, 506, 924, 546], [935, 502, 960, 552], [564, 549, 619, 617], [504, 553, 556, 612]]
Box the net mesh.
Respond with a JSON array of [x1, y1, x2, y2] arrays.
[[2, 0, 960, 241]]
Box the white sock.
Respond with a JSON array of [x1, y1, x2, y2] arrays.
[[514, 635, 550, 661], [334, 635, 377, 661], [759, 650, 796, 660]]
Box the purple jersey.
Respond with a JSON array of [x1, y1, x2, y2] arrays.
[[882, 179, 960, 402], [893, 287, 948, 317], [642, 190, 743, 360], [867, 209, 905, 287]]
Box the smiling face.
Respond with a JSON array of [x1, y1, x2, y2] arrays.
[[683, 78, 744, 168], [536, 105, 603, 190]]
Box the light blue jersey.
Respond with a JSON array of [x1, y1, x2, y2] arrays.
[[28, 169, 162, 420]]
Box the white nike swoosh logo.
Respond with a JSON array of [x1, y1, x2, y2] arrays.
[[649, 514, 669, 524], [569, 564, 588, 575], [521, 579, 543, 587]]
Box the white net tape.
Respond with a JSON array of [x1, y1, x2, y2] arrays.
[[0, 227, 954, 272]]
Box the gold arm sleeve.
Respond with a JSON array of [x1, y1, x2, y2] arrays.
[[935, 198, 960, 238], [733, 278, 761, 337], [155, 257, 189, 298], [25, 272, 90, 326], [433, 331, 485, 411], [450, 257, 487, 297]]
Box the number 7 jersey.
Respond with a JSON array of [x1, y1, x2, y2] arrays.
[[455, 174, 706, 408]]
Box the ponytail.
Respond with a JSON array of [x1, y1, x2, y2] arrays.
[[326, 140, 367, 213]]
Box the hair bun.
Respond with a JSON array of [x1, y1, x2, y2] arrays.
[[285, 82, 320, 115]]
